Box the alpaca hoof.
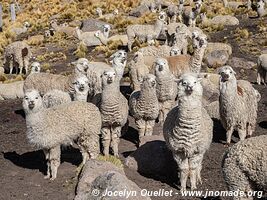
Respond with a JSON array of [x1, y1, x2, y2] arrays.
[[44, 175, 50, 179], [49, 177, 56, 181], [180, 187, 186, 192], [224, 143, 230, 148], [197, 178, 202, 185], [113, 153, 119, 158], [191, 186, 197, 190]]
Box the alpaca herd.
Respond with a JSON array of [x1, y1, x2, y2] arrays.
[[0, 0, 266, 199]]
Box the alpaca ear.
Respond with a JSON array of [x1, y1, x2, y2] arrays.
[[174, 78, 181, 83], [217, 67, 223, 75], [231, 68, 236, 75]]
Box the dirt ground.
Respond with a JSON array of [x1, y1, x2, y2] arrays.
[[0, 17, 267, 200]]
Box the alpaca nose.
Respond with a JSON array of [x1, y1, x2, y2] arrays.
[[28, 101, 35, 109], [158, 65, 163, 71], [186, 85, 193, 92]]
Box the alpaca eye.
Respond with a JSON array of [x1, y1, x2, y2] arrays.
[[25, 97, 28, 100], [230, 71, 232, 74], [194, 81, 197, 84], [35, 97, 38, 99]]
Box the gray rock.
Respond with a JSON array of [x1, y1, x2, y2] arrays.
[[75, 160, 124, 200], [201, 78, 220, 106], [78, 171, 151, 200], [227, 57, 256, 70], [205, 100, 220, 120], [125, 136, 177, 176], [80, 19, 112, 32], [205, 50, 229, 68], [129, 4, 150, 17]]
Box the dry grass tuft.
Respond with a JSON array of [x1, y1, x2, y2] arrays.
[[97, 155, 123, 169], [74, 42, 88, 58]]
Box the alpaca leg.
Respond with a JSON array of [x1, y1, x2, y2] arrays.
[[173, 153, 189, 191], [101, 127, 111, 156], [23, 58, 30, 74], [43, 149, 51, 179], [195, 154, 204, 185], [136, 119, 146, 146], [49, 145, 61, 180], [257, 71, 262, 85], [75, 145, 89, 176], [189, 154, 204, 189], [158, 102, 164, 125], [238, 128, 246, 141], [146, 120, 155, 136], [111, 126, 121, 157], [225, 126, 234, 146], [263, 70, 266, 85], [18, 59, 24, 74], [246, 124, 254, 138], [8, 58, 13, 74], [128, 37, 134, 52]]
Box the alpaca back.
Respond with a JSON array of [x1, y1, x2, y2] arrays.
[[26, 101, 101, 149]]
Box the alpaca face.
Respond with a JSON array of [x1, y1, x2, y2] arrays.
[[30, 62, 41, 73], [73, 58, 89, 74], [23, 90, 43, 113], [111, 50, 127, 65], [133, 52, 143, 62], [218, 65, 236, 82], [170, 47, 181, 56], [74, 76, 89, 92], [103, 24, 111, 33], [177, 73, 202, 97], [154, 58, 169, 74], [192, 33, 207, 49], [95, 7, 102, 16], [142, 74, 156, 89], [102, 69, 116, 85]]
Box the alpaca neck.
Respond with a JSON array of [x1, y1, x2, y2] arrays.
[[139, 85, 158, 105], [154, 20, 164, 37], [219, 78, 238, 103], [51, 23, 59, 31], [103, 30, 109, 38], [97, 32, 108, 45], [112, 61, 125, 80], [76, 29, 82, 40], [98, 11, 103, 18], [189, 46, 206, 73], [101, 83, 120, 104], [74, 91, 88, 102], [223, 0, 228, 7], [176, 95, 202, 128]]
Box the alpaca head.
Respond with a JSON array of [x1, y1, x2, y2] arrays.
[[23, 90, 43, 114], [72, 58, 90, 75], [176, 73, 203, 97], [30, 62, 41, 74], [218, 65, 236, 82], [154, 58, 170, 75], [142, 74, 157, 89], [73, 75, 89, 93], [101, 68, 117, 86]]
